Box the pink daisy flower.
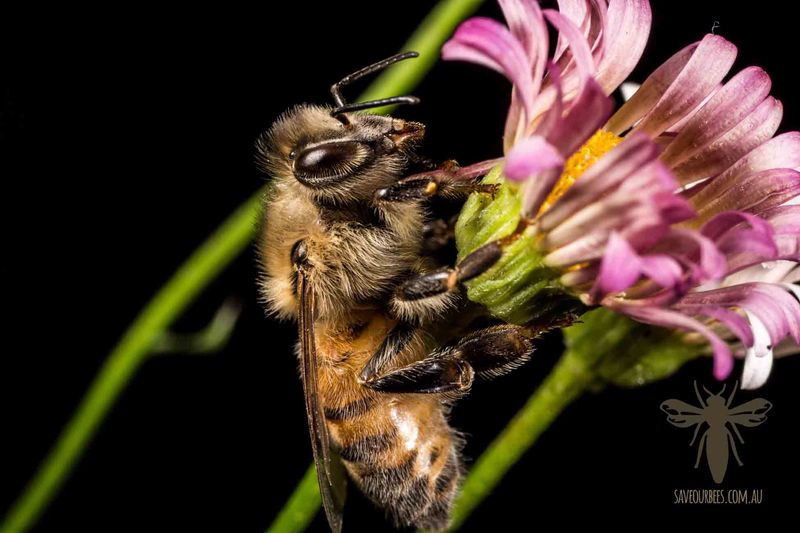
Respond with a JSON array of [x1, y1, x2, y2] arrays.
[[442, 0, 800, 386]]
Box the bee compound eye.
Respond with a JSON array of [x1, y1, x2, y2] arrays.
[[290, 239, 308, 266], [292, 141, 369, 185]]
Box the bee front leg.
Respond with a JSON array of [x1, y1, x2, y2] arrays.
[[374, 159, 503, 203], [375, 174, 498, 203], [362, 324, 536, 395]]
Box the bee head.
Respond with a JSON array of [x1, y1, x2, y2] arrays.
[[256, 52, 424, 203], [257, 105, 424, 201]]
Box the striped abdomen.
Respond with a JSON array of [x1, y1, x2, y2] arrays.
[[324, 390, 462, 530]]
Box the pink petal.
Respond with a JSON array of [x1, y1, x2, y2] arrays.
[[660, 67, 772, 168], [545, 78, 614, 156], [596, 0, 652, 94], [702, 211, 775, 242], [698, 306, 755, 348], [746, 286, 800, 343], [591, 229, 683, 301], [498, 0, 549, 145], [504, 135, 566, 181], [633, 35, 738, 137], [544, 8, 596, 82], [658, 228, 728, 283], [544, 185, 683, 268], [440, 41, 503, 71], [554, 0, 591, 60], [663, 85, 721, 135], [606, 41, 699, 134], [681, 283, 800, 344], [672, 97, 783, 184], [762, 205, 800, 233], [638, 255, 686, 291], [545, 195, 645, 249], [690, 131, 800, 207], [531, 61, 564, 140], [696, 168, 800, 220], [652, 190, 697, 225], [554, 0, 607, 57], [723, 260, 799, 286], [591, 232, 643, 298], [701, 211, 778, 270], [606, 301, 734, 380], [761, 205, 800, 260], [543, 165, 680, 251], [499, 0, 546, 60], [607, 35, 738, 137], [545, 230, 612, 267]]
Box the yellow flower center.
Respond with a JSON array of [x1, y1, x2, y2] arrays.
[[538, 129, 622, 215]]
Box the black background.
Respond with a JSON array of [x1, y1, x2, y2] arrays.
[[3, 1, 799, 531]]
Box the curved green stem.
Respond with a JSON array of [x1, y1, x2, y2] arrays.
[[447, 349, 594, 531], [266, 465, 320, 533], [2, 1, 483, 531], [1, 191, 262, 533]]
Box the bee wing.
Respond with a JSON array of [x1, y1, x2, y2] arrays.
[[660, 399, 706, 427], [297, 269, 346, 533], [727, 398, 772, 427]]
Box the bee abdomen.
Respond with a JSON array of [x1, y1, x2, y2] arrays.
[[323, 395, 376, 422], [339, 427, 462, 531], [413, 446, 461, 531], [336, 429, 396, 463]]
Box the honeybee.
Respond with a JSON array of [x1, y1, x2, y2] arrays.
[[256, 52, 553, 532]]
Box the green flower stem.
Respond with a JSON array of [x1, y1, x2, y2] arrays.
[[444, 309, 703, 531], [266, 465, 320, 533], [1, 190, 262, 533], [2, 1, 483, 531], [446, 348, 594, 532]]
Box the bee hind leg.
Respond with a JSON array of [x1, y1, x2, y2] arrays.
[[361, 324, 536, 395]]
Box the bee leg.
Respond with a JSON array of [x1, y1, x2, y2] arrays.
[[421, 215, 458, 255], [359, 322, 418, 383], [375, 174, 498, 203], [362, 324, 536, 395], [449, 324, 536, 379], [396, 241, 504, 300], [361, 346, 475, 395]]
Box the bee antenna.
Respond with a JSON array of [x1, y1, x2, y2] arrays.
[[331, 52, 420, 118]]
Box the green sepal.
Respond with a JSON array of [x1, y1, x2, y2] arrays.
[[454, 168, 573, 325], [563, 308, 704, 388]]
